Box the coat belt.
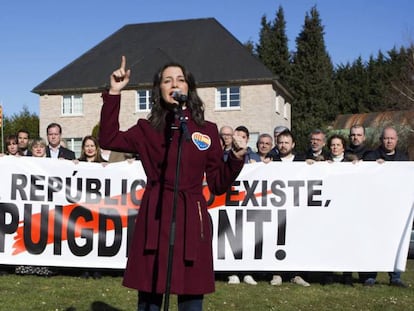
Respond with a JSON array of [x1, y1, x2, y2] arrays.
[[144, 180, 202, 261]]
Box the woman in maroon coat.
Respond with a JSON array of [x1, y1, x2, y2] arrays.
[[99, 56, 246, 311]]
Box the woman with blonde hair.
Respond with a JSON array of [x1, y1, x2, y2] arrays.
[[30, 137, 47, 157]]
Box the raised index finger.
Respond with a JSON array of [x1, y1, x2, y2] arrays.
[[120, 55, 127, 70]]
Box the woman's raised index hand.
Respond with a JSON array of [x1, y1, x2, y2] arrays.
[[120, 55, 127, 71], [109, 55, 131, 95]]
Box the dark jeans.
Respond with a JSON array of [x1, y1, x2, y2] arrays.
[[137, 291, 203, 311], [359, 271, 401, 282]]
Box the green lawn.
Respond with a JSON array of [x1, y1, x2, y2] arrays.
[[0, 261, 413, 311]]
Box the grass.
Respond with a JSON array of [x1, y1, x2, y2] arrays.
[[0, 260, 413, 311]]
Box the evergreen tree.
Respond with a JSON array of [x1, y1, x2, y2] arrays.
[[334, 57, 370, 114], [365, 52, 390, 111], [244, 40, 256, 56], [387, 46, 414, 110], [256, 6, 291, 84], [290, 6, 335, 151], [256, 15, 271, 60]]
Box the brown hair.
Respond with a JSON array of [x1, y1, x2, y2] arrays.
[[148, 62, 205, 130]]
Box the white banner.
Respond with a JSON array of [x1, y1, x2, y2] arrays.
[[0, 157, 413, 272]]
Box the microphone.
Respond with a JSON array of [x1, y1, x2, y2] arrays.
[[172, 90, 188, 103], [172, 90, 190, 141]]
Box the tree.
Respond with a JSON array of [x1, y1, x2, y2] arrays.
[[334, 57, 370, 114], [256, 6, 291, 85], [243, 40, 256, 55], [365, 51, 390, 111], [387, 46, 414, 110], [289, 6, 335, 151], [3, 106, 39, 138]]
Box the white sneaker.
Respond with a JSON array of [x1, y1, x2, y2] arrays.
[[290, 276, 310, 287], [270, 274, 282, 286], [228, 275, 240, 284], [243, 275, 257, 285]]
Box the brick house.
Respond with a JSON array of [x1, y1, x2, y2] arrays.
[[32, 18, 292, 156]]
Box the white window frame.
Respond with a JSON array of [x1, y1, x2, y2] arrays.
[[136, 90, 152, 112], [62, 95, 83, 116], [215, 87, 240, 110]]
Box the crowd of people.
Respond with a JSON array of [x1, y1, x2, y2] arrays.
[[1, 115, 409, 289], [219, 123, 410, 288], [1, 123, 136, 279], [1, 57, 411, 311]]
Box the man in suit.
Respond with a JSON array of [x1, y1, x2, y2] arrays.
[[45, 122, 76, 160], [17, 129, 31, 156], [305, 129, 329, 161]]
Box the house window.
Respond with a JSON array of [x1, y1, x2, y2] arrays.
[[62, 95, 83, 116], [283, 102, 289, 119], [216, 87, 240, 110], [275, 95, 282, 114], [136, 90, 152, 112], [65, 137, 82, 158]]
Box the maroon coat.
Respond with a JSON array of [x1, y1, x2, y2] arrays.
[[99, 93, 244, 295]]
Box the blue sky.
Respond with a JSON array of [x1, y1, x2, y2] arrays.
[[1, 0, 413, 117]]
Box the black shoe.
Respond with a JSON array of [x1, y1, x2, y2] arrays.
[[390, 279, 408, 288]]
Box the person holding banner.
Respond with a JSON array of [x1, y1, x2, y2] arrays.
[[269, 129, 310, 287], [30, 137, 48, 158], [17, 129, 31, 156], [219, 125, 234, 162], [266, 125, 288, 160], [255, 133, 273, 162], [0, 135, 22, 274], [234, 125, 261, 164], [99, 56, 247, 311], [326, 134, 347, 162], [45, 123, 76, 160], [346, 124, 371, 160], [15, 137, 56, 276], [305, 129, 328, 161], [4, 134, 22, 156], [78, 135, 107, 164], [76, 135, 107, 279], [361, 126, 409, 288], [270, 129, 305, 162]]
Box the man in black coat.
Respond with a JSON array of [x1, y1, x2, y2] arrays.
[[45, 122, 76, 160], [270, 129, 305, 162], [305, 129, 329, 161], [266, 125, 288, 160], [361, 126, 409, 287], [346, 125, 371, 161]]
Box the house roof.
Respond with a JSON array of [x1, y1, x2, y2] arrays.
[[332, 110, 414, 129], [32, 18, 277, 95]]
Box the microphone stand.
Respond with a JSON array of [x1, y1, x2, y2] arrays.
[[164, 105, 190, 311]]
